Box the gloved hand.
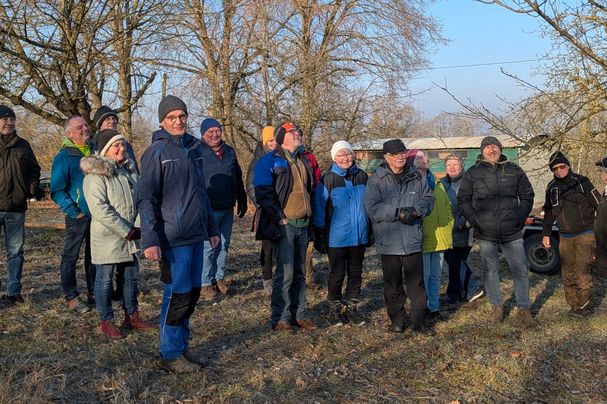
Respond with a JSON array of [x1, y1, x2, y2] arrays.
[[34, 186, 46, 201], [125, 227, 141, 241], [397, 207, 419, 225], [237, 202, 248, 218], [313, 226, 328, 254]]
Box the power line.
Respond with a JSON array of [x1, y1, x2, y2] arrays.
[[428, 58, 545, 71]]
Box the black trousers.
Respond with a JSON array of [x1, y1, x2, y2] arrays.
[[380, 253, 426, 326], [260, 239, 273, 281], [327, 245, 366, 301], [445, 246, 472, 301]]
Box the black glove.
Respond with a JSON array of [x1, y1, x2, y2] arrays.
[[397, 207, 419, 225], [125, 227, 141, 241], [237, 202, 247, 218], [313, 226, 328, 254]]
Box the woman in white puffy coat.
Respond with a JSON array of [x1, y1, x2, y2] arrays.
[[82, 129, 152, 339]]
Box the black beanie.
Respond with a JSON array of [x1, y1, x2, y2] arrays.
[[480, 136, 502, 152], [158, 95, 188, 123], [93, 106, 118, 129], [548, 151, 570, 169], [96, 129, 125, 156], [0, 105, 16, 119]]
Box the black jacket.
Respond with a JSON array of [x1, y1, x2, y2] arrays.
[[458, 155, 534, 243], [199, 140, 247, 211], [0, 132, 41, 212], [253, 146, 313, 241], [542, 172, 599, 236]]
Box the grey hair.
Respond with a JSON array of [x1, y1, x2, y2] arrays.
[[64, 115, 82, 132]]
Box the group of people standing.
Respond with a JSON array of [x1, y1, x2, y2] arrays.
[[1, 97, 606, 374]]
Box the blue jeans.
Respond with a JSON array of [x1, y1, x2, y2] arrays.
[[95, 258, 139, 321], [423, 251, 444, 312], [0, 211, 25, 296], [60, 215, 95, 300], [159, 243, 204, 360], [478, 238, 531, 309], [271, 224, 308, 325], [201, 209, 234, 286]]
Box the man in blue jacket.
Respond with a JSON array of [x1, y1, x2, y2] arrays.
[[364, 139, 435, 334], [254, 122, 317, 332], [137, 95, 219, 373], [50, 116, 96, 314], [198, 118, 247, 300]]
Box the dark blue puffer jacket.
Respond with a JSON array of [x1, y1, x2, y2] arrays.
[[137, 129, 219, 249]]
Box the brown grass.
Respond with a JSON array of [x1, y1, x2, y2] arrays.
[[0, 200, 606, 402]]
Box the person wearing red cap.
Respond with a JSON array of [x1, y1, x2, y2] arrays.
[[253, 122, 317, 331]]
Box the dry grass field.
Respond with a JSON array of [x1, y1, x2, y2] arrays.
[[0, 200, 606, 402]]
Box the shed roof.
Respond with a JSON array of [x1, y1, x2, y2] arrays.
[[352, 135, 526, 151]]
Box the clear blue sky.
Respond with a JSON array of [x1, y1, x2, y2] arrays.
[[411, 0, 552, 119]]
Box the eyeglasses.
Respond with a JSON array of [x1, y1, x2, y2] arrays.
[[551, 164, 568, 172], [164, 114, 187, 123], [386, 151, 406, 157], [335, 153, 353, 159]]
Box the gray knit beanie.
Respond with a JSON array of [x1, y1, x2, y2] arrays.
[[158, 95, 188, 123]]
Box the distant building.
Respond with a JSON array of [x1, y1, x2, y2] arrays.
[[352, 135, 551, 208]]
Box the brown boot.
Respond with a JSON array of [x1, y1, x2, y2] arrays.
[[100, 320, 125, 339], [517, 308, 539, 328], [160, 355, 200, 373], [491, 305, 504, 323], [215, 279, 230, 295], [201, 285, 216, 301], [123, 311, 153, 330]]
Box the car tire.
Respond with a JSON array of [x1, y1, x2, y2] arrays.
[[524, 233, 560, 275]]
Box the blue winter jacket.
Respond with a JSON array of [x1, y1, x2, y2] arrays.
[[440, 172, 470, 248], [313, 163, 369, 247], [50, 140, 92, 218], [199, 140, 247, 211], [364, 163, 435, 255], [137, 129, 219, 250]]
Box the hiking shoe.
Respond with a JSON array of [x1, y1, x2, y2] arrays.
[[100, 320, 125, 339], [262, 279, 273, 296], [468, 288, 485, 303], [516, 309, 539, 328], [161, 355, 201, 374], [215, 279, 230, 295], [411, 323, 436, 336], [201, 285, 216, 301], [4, 294, 25, 305], [295, 319, 318, 331], [86, 294, 96, 306], [389, 318, 406, 333], [346, 302, 367, 326], [67, 297, 90, 314], [122, 311, 153, 330], [328, 301, 347, 327], [491, 305, 504, 323], [184, 350, 210, 368], [568, 306, 595, 319], [426, 310, 441, 323], [272, 320, 293, 331]]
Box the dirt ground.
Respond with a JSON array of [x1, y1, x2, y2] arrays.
[[0, 200, 606, 402]]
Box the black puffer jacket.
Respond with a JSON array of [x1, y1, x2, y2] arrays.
[[542, 172, 599, 236], [0, 132, 41, 212], [458, 155, 534, 243]]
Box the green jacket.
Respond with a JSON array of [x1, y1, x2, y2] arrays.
[[423, 178, 454, 253]]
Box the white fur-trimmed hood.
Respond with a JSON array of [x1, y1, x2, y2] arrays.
[[80, 155, 136, 177]]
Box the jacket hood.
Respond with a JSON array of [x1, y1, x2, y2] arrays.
[[80, 155, 136, 177]]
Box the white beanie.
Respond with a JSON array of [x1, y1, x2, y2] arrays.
[[330, 140, 354, 161]]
